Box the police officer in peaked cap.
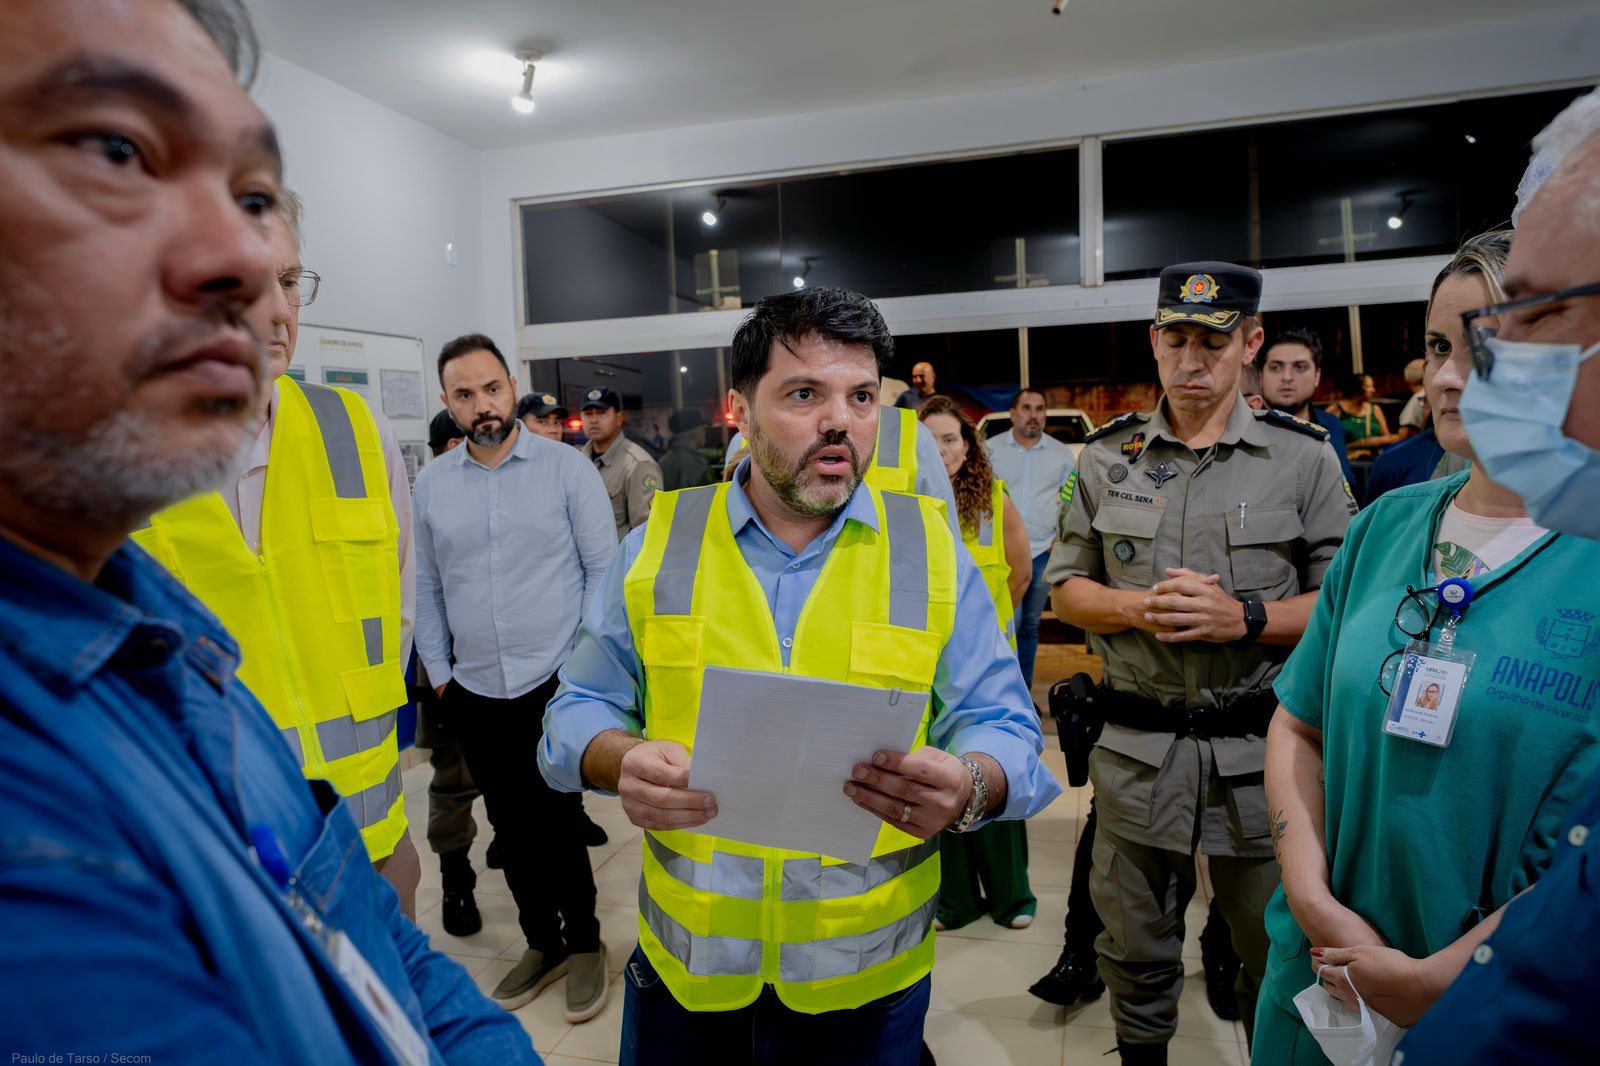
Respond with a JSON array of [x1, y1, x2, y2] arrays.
[[1041, 261, 1355, 1064]]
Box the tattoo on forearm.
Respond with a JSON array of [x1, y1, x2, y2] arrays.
[[1271, 807, 1288, 859]]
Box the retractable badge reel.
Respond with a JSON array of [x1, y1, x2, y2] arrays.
[[1383, 578, 1477, 748]]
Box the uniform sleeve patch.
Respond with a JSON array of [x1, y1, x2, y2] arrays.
[[642, 475, 659, 492], [1059, 470, 1078, 507]]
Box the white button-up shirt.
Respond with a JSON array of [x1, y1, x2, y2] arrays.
[[986, 429, 1076, 558]]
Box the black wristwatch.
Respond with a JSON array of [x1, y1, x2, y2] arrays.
[[1236, 598, 1268, 646]]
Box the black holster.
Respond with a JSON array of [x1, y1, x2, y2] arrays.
[[1047, 672, 1104, 788]]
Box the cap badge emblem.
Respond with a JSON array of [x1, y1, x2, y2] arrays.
[[1179, 274, 1219, 304]]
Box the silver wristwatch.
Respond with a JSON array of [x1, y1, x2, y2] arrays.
[[949, 754, 988, 833]]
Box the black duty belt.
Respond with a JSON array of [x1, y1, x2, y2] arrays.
[[1097, 686, 1277, 740]]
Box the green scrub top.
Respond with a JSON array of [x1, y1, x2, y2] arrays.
[[1261, 471, 1600, 1013]]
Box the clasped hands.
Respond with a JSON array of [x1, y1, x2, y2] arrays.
[[1303, 897, 1439, 1028], [615, 739, 970, 841], [1136, 566, 1247, 643]]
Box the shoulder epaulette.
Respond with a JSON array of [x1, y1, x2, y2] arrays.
[[1084, 411, 1143, 444], [1259, 408, 1329, 440]]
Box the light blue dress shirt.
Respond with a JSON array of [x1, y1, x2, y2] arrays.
[[985, 429, 1077, 557], [723, 417, 962, 538], [539, 460, 1062, 823], [414, 424, 617, 699]]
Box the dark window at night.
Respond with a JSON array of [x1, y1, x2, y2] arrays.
[[521, 148, 1079, 326], [522, 348, 736, 452], [1104, 87, 1586, 280]]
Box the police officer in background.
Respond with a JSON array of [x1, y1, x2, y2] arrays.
[[580, 387, 664, 542], [1045, 262, 1354, 1064]]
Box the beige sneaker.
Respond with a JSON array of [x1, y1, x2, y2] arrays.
[[492, 948, 569, 1011], [564, 944, 610, 1023]]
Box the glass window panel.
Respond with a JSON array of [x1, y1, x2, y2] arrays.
[[521, 348, 736, 453]]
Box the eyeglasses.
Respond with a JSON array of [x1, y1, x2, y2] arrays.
[[278, 268, 321, 308], [1460, 279, 1600, 381], [1377, 585, 1441, 697]]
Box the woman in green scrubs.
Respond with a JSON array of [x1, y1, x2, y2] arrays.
[[1251, 230, 1600, 1063]]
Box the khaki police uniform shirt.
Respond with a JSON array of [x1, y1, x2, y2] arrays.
[[1044, 394, 1354, 854], [582, 437, 663, 543]]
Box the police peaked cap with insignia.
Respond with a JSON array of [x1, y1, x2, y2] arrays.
[[580, 387, 622, 412], [1153, 261, 1263, 334]]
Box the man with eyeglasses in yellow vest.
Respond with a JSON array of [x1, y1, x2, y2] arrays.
[[132, 190, 420, 916], [541, 286, 1062, 1065]]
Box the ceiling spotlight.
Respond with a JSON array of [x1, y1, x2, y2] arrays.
[[701, 196, 726, 228], [1387, 192, 1414, 231], [792, 256, 816, 289], [1052, 0, 1067, 13], [1463, 134, 1478, 145], [511, 51, 541, 115]]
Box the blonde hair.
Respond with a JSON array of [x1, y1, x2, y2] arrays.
[[1427, 229, 1511, 320]]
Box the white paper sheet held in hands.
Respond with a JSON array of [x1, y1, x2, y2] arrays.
[[683, 666, 931, 866]]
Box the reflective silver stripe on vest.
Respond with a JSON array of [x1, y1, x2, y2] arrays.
[[299, 382, 367, 499], [654, 485, 718, 616], [876, 411, 901, 469], [280, 726, 305, 767], [132, 515, 153, 531], [778, 892, 937, 983], [976, 514, 994, 548], [881, 491, 929, 631], [317, 711, 396, 763], [780, 837, 939, 903], [361, 616, 384, 666], [1005, 614, 1017, 642], [342, 759, 402, 829], [638, 876, 764, 977], [645, 833, 765, 900]]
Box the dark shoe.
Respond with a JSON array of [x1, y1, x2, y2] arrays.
[[485, 838, 502, 870], [1204, 959, 1242, 1021], [492, 947, 570, 1011], [440, 845, 476, 890], [1116, 1039, 1168, 1065], [440, 889, 482, 937], [564, 944, 609, 1023], [581, 818, 609, 848], [1028, 948, 1105, 1006]]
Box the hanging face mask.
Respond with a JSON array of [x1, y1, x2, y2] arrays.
[[1293, 968, 1407, 1066], [1459, 336, 1600, 537]]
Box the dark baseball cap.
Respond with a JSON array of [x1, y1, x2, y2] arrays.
[[580, 387, 622, 412], [428, 410, 464, 450], [1153, 261, 1263, 333], [669, 409, 707, 434], [518, 392, 567, 419]]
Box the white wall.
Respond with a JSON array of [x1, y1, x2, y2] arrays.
[[251, 53, 484, 415], [479, 8, 1600, 354]]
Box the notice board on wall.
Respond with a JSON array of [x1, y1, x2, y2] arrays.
[[294, 325, 431, 487]]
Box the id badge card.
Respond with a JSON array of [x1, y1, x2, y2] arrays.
[[331, 930, 429, 1066], [1384, 637, 1476, 748]]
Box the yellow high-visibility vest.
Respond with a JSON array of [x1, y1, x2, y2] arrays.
[[862, 404, 919, 494], [624, 481, 959, 1014], [131, 378, 408, 860], [964, 478, 1017, 649]]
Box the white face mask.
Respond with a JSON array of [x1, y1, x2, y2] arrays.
[[1294, 969, 1407, 1066], [1459, 336, 1600, 536]]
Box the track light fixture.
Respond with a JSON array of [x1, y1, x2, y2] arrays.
[[792, 256, 816, 289], [1387, 193, 1414, 231], [511, 51, 542, 115], [702, 195, 726, 228]]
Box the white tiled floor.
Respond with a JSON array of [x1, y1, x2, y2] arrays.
[[400, 743, 1250, 1066]]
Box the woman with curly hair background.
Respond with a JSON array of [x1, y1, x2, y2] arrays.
[[919, 396, 1038, 930]]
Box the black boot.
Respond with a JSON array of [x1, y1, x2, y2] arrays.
[[485, 837, 502, 870], [1199, 900, 1241, 1022], [1028, 946, 1105, 1006], [439, 845, 481, 937], [1116, 1040, 1167, 1065]]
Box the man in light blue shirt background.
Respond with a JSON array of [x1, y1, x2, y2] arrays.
[[985, 387, 1077, 691], [414, 332, 617, 1022]]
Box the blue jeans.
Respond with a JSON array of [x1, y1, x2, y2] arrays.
[[619, 945, 931, 1066], [1016, 549, 1052, 690]]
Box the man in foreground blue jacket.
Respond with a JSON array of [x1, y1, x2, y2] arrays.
[[0, 1, 537, 1062]]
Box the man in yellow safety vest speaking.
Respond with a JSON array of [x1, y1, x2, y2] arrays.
[[132, 190, 420, 914], [540, 286, 1061, 1065]]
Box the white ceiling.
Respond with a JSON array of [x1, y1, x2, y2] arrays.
[[245, 0, 1595, 151]]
